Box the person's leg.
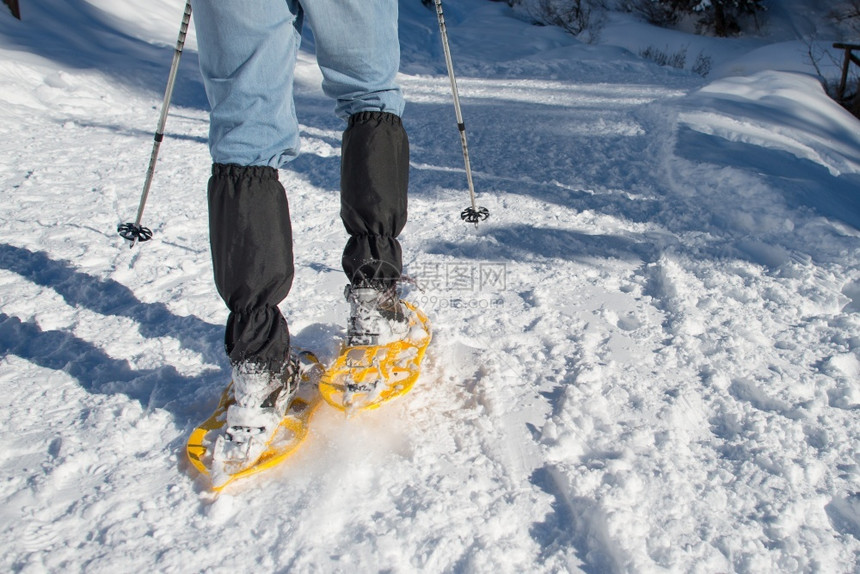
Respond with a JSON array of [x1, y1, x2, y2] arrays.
[[301, 0, 408, 288], [208, 164, 293, 371], [301, 0, 405, 119], [192, 0, 303, 370], [192, 0, 304, 168], [340, 111, 409, 288]]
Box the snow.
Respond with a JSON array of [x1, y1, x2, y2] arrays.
[[1, 0, 859, 572]]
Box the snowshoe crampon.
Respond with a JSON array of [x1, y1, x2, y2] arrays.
[[320, 301, 431, 413], [186, 352, 323, 491]]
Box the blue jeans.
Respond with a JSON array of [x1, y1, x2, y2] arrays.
[[191, 0, 405, 167]]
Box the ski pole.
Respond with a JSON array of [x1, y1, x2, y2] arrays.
[[118, 0, 192, 247], [433, 0, 489, 226]]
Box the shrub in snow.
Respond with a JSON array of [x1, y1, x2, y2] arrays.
[[528, 0, 594, 35], [637, 45, 713, 76], [639, 45, 687, 69], [624, 0, 764, 37], [500, 0, 604, 40], [830, 0, 860, 36]]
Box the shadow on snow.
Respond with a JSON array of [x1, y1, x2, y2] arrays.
[[0, 244, 225, 419], [676, 126, 860, 232], [0, 0, 207, 109]]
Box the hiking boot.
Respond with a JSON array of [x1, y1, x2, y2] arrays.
[[214, 355, 301, 468], [345, 284, 410, 347]]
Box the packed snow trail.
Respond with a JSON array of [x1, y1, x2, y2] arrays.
[[2, 0, 860, 572]]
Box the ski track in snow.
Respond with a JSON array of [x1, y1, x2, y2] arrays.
[[1, 0, 860, 572]]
